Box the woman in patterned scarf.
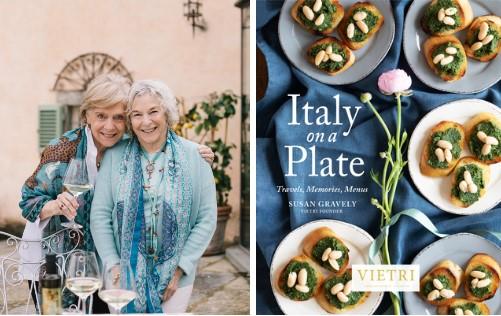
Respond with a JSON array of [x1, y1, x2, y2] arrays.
[[19, 74, 214, 313], [90, 80, 217, 313]]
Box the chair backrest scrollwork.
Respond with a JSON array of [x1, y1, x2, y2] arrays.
[[0, 227, 83, 315]]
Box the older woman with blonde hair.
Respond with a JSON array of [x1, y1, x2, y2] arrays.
[[19, 74, 214, 313], [91, 79, 217, 313]]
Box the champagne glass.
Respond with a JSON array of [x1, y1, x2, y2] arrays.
[[65, 251, 102, 314], [61, 158, 93, 229], [98, 262, 137, 314]]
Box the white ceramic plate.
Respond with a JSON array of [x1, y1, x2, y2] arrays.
[[403, 233, 501, 315], [278, 0, 395, 85], [404, 0, 501, 94], [270, 220, 384, 314], [408, 99, 501, 215]]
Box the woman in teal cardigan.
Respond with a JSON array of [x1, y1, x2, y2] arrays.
[[90, 79, 217, 313]]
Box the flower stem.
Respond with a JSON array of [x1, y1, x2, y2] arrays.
[[366, 100, 391, 140]]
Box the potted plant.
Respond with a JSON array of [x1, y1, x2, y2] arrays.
[[174, 91, 238, 255]]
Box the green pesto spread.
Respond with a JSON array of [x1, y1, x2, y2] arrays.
[[422, 0, 461, 34], [348, 8, 379, 42], [448, 302, 482, 315], [311, 237, 349, 271], [470, 121, 501, 161], [323, 272, 364, 309], [299, 0, 336, 32], [451, 164, 484, 206], [279, 260, 317, 300], [427, 128, 462, 168], [468, 265, 493, 298], [421, 274, 452, 302], [468, 27, 500, 58], [432, 43, 465, 76], [309, 43, 347, 72]]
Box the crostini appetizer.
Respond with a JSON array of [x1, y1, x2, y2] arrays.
[[306, 37, 355, 75], [277, 254, 323, 301], [291, 0, 344, 35], [436, 298, 490, 315], [423, 35, 467, 82], [450, 157, 490, 208], [337, 2, 384, 50], [421, 0, 473, 36], [465, 15, 501, 62], [420, 260, 463, 306], [464, 253, 501, 302], [420, 121, 465, 177], [302, 227, 350, 273], [316, 269, 369, 313], [464, 112, 501, 164]]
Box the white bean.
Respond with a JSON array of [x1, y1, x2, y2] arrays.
[[443, 16, 455, 26], [287, 272, 297, 288], [440, 55, 454, 66], [470, 270, 486, 279], [482, 34, 494, 45], [485, 136, 499, 146], [433, 278, 444, 290], [440, 288, 455, 298], [313, 0, 322, 13], [471, 42, 483, 51], [315, 50, 326, 66], [482, 143, 491, 156], [356, 20, 369, 34], [297, 268, 307, 286], [477, 278, 491, 288], [322, 247, 332, 262], [314, 13, 325, 26], [302, 5, 314, 20], [427, 289, 440, 301], [330, 283, 344, 295], [353, 11, 367, 21], [337, 292, 349, 303], [347, 23, 355, 39], [433, 54, 445, 64]]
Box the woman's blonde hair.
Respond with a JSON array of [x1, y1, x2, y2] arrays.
[[80, 74, 131, 124], [127, 80, 179, 127]]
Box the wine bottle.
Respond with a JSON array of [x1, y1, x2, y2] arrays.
[[41, 254, 61, 315]]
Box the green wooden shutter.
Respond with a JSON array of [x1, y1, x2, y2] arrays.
[[38, 105, 65, 152]]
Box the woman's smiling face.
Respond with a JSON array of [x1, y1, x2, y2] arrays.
[[129, 93, 168, 152], [86, 102, 126, 150]]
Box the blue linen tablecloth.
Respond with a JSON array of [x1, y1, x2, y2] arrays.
[[256, 0, 501, 314]]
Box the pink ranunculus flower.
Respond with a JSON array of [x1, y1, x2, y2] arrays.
[[378, 69, 412, 96]]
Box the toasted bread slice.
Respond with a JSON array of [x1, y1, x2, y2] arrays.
[[436, 298, 490, 315], [465, 15, 501, 62], [464, 112, 501, 164], [276, 254, 324, 301], [306, 37, 355, 75], [420, 260, 463, 306], [316, 269, 369, 313], [423, 35, 467, 82], [337, 2, 384, 50], [421, 0, 473, 36], [420, 121, 465, 177], [302, 226, 349, 274], [464, 253, 501, 301], [291, 0, 344, 35], [450, 157, 490, 208]]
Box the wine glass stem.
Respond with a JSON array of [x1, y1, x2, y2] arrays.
[[81, 297, 87, 315]]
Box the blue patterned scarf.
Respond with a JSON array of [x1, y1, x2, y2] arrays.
[[115, 130, 192, 313]]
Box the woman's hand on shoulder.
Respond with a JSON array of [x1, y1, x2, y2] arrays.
[[39, 192, 78, 221], [198, 144, 214, 164], [162, 267, 184, 302]]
